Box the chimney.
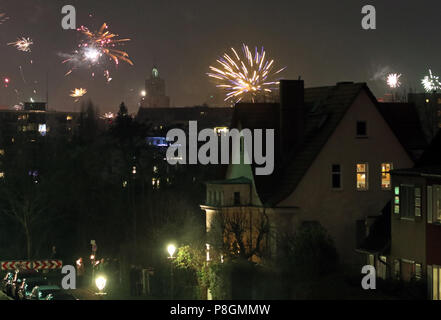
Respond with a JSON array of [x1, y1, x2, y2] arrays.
[[279, 79, 305, 155]]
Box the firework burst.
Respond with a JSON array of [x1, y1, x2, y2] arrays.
[[62, 22, 133, 79], [101, 112, 115, 120], [386, 73, 402, 89], [78, 23, 133, 66], [70, 88, 87, 102], [8, 37, 33, 52], [208, 44, 286, 103], [422, 69, 441, 92]]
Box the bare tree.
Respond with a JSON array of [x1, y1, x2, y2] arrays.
[[0, 186, 48, 260]]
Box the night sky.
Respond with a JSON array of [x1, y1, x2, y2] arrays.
[[1, 0, 441, 113]]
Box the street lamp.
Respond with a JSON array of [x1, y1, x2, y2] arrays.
[[168, 245, 176, 259], [167, 244, 177, 299], [95, 275, 107, 297]]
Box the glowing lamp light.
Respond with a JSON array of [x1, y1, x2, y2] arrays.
[[167, 244, 176, 259], [95, 276, 107, 291], [141, 90, 146, 97]]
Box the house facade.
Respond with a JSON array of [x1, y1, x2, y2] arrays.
[[367, 131, 441, 299], [201, 80, 426, 267]]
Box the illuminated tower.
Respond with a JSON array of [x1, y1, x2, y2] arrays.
[[140, 67, 170, 108]]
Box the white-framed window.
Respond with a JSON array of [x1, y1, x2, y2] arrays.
[[398, 185, 420, 220], [356, 163, 368, 190], [415, 187, 422, 217], [381, 163, 393, 190]]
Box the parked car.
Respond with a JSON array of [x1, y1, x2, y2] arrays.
[[2, 272, 14, 296], [45, 291, 78, 300], [11, 270, 40, 299], [30, 285, 61, 300], [17, 277, 49, 300]]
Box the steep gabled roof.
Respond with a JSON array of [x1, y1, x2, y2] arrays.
[[262, 82, 367, 206]]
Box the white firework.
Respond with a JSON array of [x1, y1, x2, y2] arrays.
[[422, 69, 441, 92], [386, 73, 402, 89]]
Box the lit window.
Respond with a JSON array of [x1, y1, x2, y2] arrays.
[[356, 163, 368, 190], [38, 124, 47, 136], [432, 266, 441, 300], [214, 127, 229, 136], [394, 186, 400, 214], [0, 149, 4, 156], [331, 164, 342, 189], [381, 163, 393, 190], [0, 172, 4, 179], [66, 115, 73, 121], [152, 178, 160, 189]]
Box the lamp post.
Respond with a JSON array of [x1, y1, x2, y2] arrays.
[[167, 244, 176, 300], [95, 275, 107, 299]]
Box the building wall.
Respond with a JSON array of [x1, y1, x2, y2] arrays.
[[390, 174, 426, 280], [278, 90, 414, 264]]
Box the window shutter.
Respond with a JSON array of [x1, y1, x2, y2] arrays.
[[428, 186, 433, 224], [428, 265, 433, 300]]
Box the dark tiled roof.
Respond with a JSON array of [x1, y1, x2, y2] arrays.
[[392, 127, 441, 177], [377, 102, 428, 160], [261, 82, 367, 206], [416, 129, 441, 167]]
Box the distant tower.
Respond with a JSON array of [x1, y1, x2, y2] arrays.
[[140, 67, 170, 108]]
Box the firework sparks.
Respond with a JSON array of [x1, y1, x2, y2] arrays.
[[70, 88, 87, 102], [386, 73, 402, 89], [208, 44, 286, 103], [8, 37, 33, 52], [0, 11, 9, 24], [101, 112, 115, 120], [422, 69, 441, 92], [78, 23, 133, 66], [63, 23, 133, 79]]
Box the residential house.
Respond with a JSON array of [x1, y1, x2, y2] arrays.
[[201, 80, 426, 267]]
